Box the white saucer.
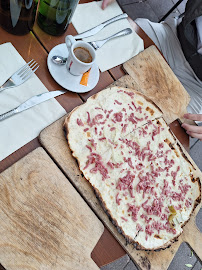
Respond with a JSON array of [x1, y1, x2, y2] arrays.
[[47, 43, 100, 93]]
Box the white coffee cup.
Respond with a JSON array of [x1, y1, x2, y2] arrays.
[[65, 35, 96, 76]]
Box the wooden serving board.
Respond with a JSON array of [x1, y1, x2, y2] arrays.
[[39, 45, 201, 269], [0, 148, 104, 270], [123, 45, 190, 125], [39, 116, 202, 270]]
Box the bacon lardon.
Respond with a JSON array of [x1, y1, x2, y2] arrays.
[[85, 153, 109, 181], [116, 192, 122, 205], [65, 86, 201, 251], [77, 118, 84, 126], [113, 112, 123, 122], [128, 204, 140, 222], [115, 100, 122, 105]]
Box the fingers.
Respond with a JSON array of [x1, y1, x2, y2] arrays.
[[186, 131, 202, 141], [182, 113, 202, 140], [184, 113, 202, 122], [181, 123, 202, 133], [101, 0, 116, 9], [181, 122, 202, 140]]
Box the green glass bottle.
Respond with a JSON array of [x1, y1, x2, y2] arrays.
[[37, 0, 79, 36], [0, 0, 38, 35]]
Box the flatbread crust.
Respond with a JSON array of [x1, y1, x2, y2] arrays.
[[123, 46, 191, 124], [64, 87, 201, 251]]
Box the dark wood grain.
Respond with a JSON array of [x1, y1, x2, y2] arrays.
[[0, 27, 82, 173], [91, 228, 126, 267], [169, 120, 189, 151], [0, 2, 190, 268], [0, 27, 83, 112], [109, 66, 126, 81], [0, 139, 40, 174], [0, 263, 5, 270], [32, 0, 94, 53], [79, 71, 114, 101], [33, 23, 77, 53]]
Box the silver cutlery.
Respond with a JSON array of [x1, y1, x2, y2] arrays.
[[89, 28, 132, 50], [0, 90, 66, 121], [0, 59, 39, 92], [52, 28, 132, 65], [52, 55, 68, 65], [74, 13, 128, 40]]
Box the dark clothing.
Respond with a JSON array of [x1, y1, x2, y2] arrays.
[[177, 0, 202, 81]]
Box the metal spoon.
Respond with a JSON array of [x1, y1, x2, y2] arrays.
[[52, 55, 67, 65]]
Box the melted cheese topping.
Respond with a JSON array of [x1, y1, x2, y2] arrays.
[[67, 87, 200, 250]]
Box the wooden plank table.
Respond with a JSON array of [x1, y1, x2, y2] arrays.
[[0, 1, 190, 269]]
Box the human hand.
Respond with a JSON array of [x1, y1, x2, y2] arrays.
[[101, 0, 116, 9], [181, 113, 202, 140]]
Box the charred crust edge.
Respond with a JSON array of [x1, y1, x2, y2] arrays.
[[63, 87, 201, 252], [92, 185, 177, 251], [193, 177, 201, 208], [176, 142, 196, 170]]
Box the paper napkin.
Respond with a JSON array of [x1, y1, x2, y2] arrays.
[[0, 43, 66, 161], [72, 1, 144, 72]]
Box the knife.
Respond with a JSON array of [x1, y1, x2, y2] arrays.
[[74, 13, 128, 40], [0, 90, 66, 121]]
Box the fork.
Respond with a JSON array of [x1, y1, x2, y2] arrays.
[[0, 59, 39, 92], [88, 28, 132, 50]]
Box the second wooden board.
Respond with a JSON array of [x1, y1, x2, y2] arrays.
[[39, 116, 202, 270], [0, 148, 104, 270], [123, 45, 190, 124]]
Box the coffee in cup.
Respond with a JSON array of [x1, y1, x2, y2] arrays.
[[73, 47, 93, 63], [65, 35, 96, 76]]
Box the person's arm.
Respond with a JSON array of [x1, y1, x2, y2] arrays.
[[101, 0, 116, 9], [181, 113, 202, 140]]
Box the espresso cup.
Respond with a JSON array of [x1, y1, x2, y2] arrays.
[[65, 35, 96, 76]]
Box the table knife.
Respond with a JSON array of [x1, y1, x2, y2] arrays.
[[74, 13, 128, 40], [0, 90, 66, 121]]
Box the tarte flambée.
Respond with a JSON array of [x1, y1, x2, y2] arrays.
[[64, 87, 201, 250]]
